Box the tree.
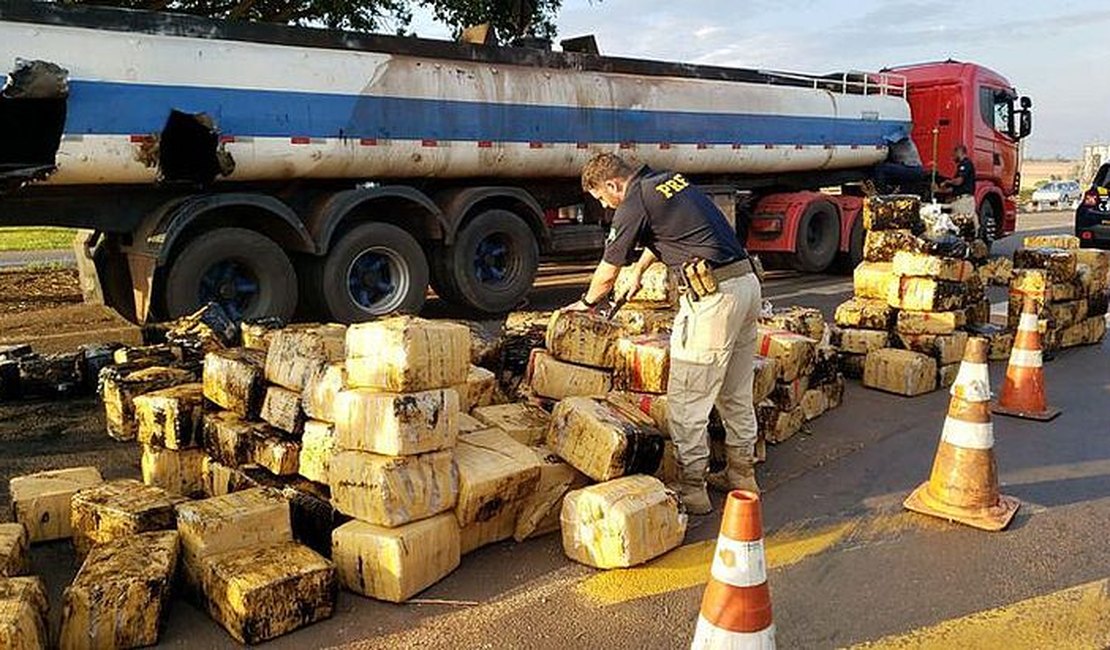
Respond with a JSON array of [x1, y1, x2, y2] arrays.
[[419, 0, 562, 42]]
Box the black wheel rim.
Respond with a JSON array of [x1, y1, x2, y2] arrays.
[[347, 247, 409, 314], [198, 259, 259, 321], [473, 233, 517, 287]]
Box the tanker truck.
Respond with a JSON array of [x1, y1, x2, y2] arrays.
[[0, 1, 1032, 323]]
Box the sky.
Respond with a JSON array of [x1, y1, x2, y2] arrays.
[[407, 0, 1107, 160]]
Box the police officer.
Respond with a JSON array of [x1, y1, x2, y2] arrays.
[[568, 152, 762, 515], [938, 144, 977, 223]]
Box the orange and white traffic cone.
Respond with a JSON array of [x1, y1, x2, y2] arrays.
[[992, 295, 1060, 421], [904, 337, 1020, 531], [691, 490, 775, 649]]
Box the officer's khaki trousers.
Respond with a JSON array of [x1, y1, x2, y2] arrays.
[[666, 273, 762, 481]]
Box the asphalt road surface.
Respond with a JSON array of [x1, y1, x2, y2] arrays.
[[18, 210, 1110, 649]]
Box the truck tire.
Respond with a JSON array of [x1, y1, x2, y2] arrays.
[[444, 209, 539, 314], [790, 200, 840, 273], [979, 199, 998, 249], [835, 216, 865, 273], [163, 227, 297, 321], [317, 222, 429, 322]]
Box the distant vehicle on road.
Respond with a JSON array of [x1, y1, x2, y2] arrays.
[[1076, 164, 1110, 248], [1031, 180, 1081, 211]]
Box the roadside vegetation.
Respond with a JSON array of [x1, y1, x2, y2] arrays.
[[0, 227, 77, 252]]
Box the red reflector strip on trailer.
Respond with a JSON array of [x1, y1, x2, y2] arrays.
[[421, 139, 438, 147], [360, 138, 378, 146], [477, 141, 493, 148], [129, 135, 154, 143]]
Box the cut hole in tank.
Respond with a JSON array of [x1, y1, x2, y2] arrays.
[[158, 109, 235, 185], [0, 59, 68, 189]]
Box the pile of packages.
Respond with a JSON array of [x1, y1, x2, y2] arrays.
[[1008, 234, 1109, 350], [835, 195, 995, 396], [0, 342, 122, 401]]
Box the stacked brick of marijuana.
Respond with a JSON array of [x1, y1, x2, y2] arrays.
[[1009, 235, 1109, 351]]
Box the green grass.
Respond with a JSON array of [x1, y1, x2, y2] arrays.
[[0, 227, 78, 252]]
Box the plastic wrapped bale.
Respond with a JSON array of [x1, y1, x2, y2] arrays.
[[937, 363, 961, 388], [452, 365, 500, 412], [853, 262, 898, 301], [230, 469, 340, 559], [560, 475, 686, 569], [240, 317, 286, 352], [834, 298, 895, 330], [134, 383, 206, 449], [544, 310, 620, 369], [1089, 290, 1110, 318], [546, 396, 666, 482], [829, 325, 889, 355], [1047, 299, 1089, 330], [895, 331, 969, 366], [752, 355, 779, 404], [264, 325, 346, 392], [839, 353, 866, 380], [1076, 249, 1110, 287], [1013, 247, 1078, 283], [800, 388, 829, 421], [614, 334, 670, 394], [0, 577, 48, 650], [455, 320, 503, 368], [615, 262, 677, 308], [166, 302, 239, 361], [329, 450, 458, 527], [260, 386, 307, 436], [332, 514, 459, 603], [59, 531, 179, 650], [15, 352, 82, 398], [769, 375, 811, 411], [1023, 234, 1080, 250], [499, 311, 552, 380], [1084, 315, 1107, 344], [863, 195, 922, 231], [887, 277, 967, 312], [756, 401, 805, 444], [762, 306, 826, 342], [142, 446, 207, 498], [453, 431, 541, 544], [302, 363, 346, 424], [809, 346, 841, 388], [203, 411, 266, 468], [200, 458, 253, 498], [611, 308, 676, 337], [863, 229, 928, 263], [472, 403, 551, 446], [892, 251, 975, 282], [0, 525, 28, 578], [456, 412, 492, 435], [605, 392, 671, 437], [70, 479, 186, 560], [198, 541, 336, 644], [203, 348, 267, 419], [978, 256, 1013, 286], [103, 366, 196, 442], [862, 349, 937, 396], [526, 349, 612, 400], [757, 327, 816, 382], [822, 375, 846, 409], [299, 421, 336, 485], [966, 324, 1014, 361], [9, 467, 103, 543], [459, 507, 519, 554], [346, 316, 470, 392], [334, 388, 459, 456], [113, 344, 180, 368], [514, 446, 591, 542], [249, 429, 302, 477], [895, 310, 967, 335]]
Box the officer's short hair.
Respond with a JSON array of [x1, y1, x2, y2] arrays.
[[954, 144, 968, 155], [581, 153, 636, 191]]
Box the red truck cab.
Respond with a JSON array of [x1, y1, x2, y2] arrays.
[[889, 60, 1032, 239]]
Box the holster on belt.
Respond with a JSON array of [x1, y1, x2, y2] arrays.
[[681, 258, 718, 300]]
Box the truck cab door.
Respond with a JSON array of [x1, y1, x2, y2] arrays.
[[975, 86, 1018, 194]]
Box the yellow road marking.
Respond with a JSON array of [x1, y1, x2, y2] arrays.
[[848, 578, 1110, 649]]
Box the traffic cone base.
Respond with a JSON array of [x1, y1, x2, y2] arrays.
[[904, 482, 1019, 532], [990, 402, 1060, 422], [692, 616, 776, 649]]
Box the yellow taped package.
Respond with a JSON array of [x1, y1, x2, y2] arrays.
[[0, 525, 28, 578], [472, 403, 551, 446], [203, 348, 267, 419], [834, 298, 894, 330], [514, 446, 591, 542], [863, 349, 937, 396], [978, 256, 1013, 286], [10, 467, 103, 543], [605, 391, 671, 437], [199, 541, 336, 644], [966, 298, 991, 327], [822, 375, 846, 409], [546, 396, 666, 482], [560, 475, 687, 569], [757, 401, 805, 444], [863, 195, 921, 231], [614, 334, 670, 394], [1076, 249, 1110, 287], [134, 383, 205, 449], [895, 330, 969, 365], [452, 364, 499, 412], [615, 262, 677, 308], [0, 577, 48, 650], [756, 327, 816, 382], [853, 262, 898, 301], [70, 479, 185, 561], [454, 430, 541, 527], [892, 251, 975, 281], [332, 514, 460, 603], [299, 420, 336, 485], [240, 320, 283, 352], [887, 277, 966, 311], [611, 307, 676, 337], [1013, 247, 1078, 283], [264, 325, 346, 392], [200, 458, 252, 498], [103, 366, 196, 442], [896, 309, 967, 335], [59, 531, 179, 650], [829, 325, 889, 355], [346, 316, 470, 392], [459, 506, 518, 554], [938, 363, 960, 388], [334, 387, 459, 456], [302, 362, 347, 423], [544, 310, 619, 368], [457, 412, 492, 435], [800, 388, 829, 421], [862, 229, 927, 263], [261, 385, 306, 436], [967, 325, 1014, 361], [762, 306, 826, 342], [1047, 299, 1089, 329], [142, 445, 206, 498], [752, 355, 779, 404], [769, 375, 811, 411], [526, 349, 612, 400], [329, 449, 458, 527], [1024, 234, 1079, 250]]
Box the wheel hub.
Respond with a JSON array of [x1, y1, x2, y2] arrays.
[[347, 247, 408, 314], [198, 260, 260, 321]]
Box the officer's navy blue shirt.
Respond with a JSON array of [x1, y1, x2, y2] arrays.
[[953, 158, 976, 197], [602, 166, 747, 269]]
